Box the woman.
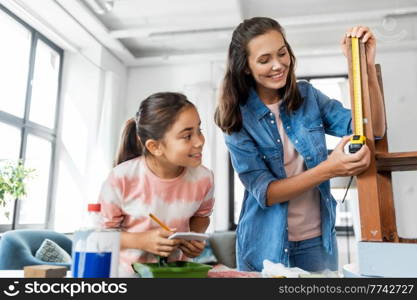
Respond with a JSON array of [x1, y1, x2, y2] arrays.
[[215, 17, 385, 272]]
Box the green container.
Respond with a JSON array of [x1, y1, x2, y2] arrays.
[[132, 261, 212, 278]]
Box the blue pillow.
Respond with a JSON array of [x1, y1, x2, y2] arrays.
[[35, 239, 71, 264]]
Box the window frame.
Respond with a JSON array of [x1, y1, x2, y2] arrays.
[[0, 3, 63, 232]]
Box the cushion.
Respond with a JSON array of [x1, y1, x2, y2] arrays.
[[209, 231, 236, 268], [35, 239, 72, 264]]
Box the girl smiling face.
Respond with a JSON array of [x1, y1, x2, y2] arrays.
[[154, 106, 205, 171], [246, 30, 291, 102]]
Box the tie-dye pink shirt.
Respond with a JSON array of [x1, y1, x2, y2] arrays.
[[98, 156, 214, 275]]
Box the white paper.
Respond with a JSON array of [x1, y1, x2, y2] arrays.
[[168, 232, 209, 241], [261, 260, 310, 278]]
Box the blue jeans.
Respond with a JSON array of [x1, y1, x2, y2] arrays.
[[287, 235, 338, 272]]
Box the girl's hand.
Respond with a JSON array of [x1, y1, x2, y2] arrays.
[[323, 135, 371, 177], [340, 26, 376, 66], [142, 228, 180, 257], [179, 240, 206, 258]]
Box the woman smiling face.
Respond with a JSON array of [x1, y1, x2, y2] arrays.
[[246, 30, 291, 102]]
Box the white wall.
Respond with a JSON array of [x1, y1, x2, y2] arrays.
[[126, 63, 212, 113], [52, 46, 127, 232], [378, 50, 417, 238]]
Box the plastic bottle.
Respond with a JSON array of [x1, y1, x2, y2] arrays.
[[72, 203, 120, 278]]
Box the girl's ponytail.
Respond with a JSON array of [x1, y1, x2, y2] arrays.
[[114, 118, 142, 166]]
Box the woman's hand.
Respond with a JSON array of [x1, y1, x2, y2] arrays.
[[340, 26, 376, 66], [323, 135, 371, 177], [141, 228, 180, 257], [179, 240, 205, 258]]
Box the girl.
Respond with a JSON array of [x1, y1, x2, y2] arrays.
[[99, 92, 214, 276], [215, 17, 385, 272]]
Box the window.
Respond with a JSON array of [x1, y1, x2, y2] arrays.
[[303, 76, 353, 236], [0, 4, 63, 231], [307, 76, 350, 150], [229, 75, 353, 233]]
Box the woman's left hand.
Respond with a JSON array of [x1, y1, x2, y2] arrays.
[[179, 240, 205, 258], [340, 26, 376, 66]]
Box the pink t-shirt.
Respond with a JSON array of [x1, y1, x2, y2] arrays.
[[266, 102, 321, 242], [98, 156, 215, 275]]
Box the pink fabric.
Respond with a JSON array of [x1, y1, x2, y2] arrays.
[[98, 156, 215, 274], [207, 264, 262, 278], [266, 103, 321, 242]]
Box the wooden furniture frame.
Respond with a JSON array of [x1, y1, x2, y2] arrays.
[[347, 39, 417, 243]]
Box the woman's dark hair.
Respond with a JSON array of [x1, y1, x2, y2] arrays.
[[214, 17, 303, 134], [114, 92, 195, 166]]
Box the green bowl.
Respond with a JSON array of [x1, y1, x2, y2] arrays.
[[132, 261, 212, 278]]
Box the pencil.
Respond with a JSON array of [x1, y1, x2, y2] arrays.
[[149, 213, 173, 232]]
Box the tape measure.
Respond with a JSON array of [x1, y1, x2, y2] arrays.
[[349, 37, 366, 153]]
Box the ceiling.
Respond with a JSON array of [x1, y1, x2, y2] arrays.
[[6, 0, 417, 66]]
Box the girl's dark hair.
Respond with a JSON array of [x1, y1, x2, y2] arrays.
[[115, 92, 194, 166], [214, 17, 303, 134]]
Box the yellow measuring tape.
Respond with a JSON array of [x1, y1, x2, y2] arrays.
[[349, 37, 366, 153]]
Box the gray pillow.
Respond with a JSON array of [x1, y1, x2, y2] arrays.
[[35, 239, 71, 264], [209, 231, 236, 268]]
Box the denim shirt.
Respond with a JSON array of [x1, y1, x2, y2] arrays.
[[224, 81, 352, 271]]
